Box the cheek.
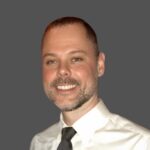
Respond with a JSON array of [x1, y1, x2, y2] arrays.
[[74, 65, 97, 82], [43, 69, 55, 82]]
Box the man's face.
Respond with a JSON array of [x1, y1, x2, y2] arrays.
[[42, 23, 105, 111]]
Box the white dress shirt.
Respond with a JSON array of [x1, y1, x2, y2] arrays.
[[30, 100, 150, 150]]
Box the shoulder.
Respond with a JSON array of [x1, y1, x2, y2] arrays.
[[31, 122, 61, 143], [30, 122, 61, 150], [109, 113, 150, 138]]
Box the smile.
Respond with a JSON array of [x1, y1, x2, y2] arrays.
[[57, 84, 77, 90]]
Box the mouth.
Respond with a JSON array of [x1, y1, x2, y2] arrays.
[[57, 84, 77, 90]]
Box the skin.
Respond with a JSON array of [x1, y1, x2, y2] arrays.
[[42, 23, 105, 125]]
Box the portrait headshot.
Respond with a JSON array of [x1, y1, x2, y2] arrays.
[[30, 16, 150, 150], [1, 1, 150, 150]]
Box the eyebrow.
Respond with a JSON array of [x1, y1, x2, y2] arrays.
[[43, 53, 56, 58], [69, 50, 87, 55], [43, 50, 87, 58]]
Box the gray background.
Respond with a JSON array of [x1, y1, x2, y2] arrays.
[[0, 1, 150, 150]]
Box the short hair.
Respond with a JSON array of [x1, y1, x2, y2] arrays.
[[42, 16, 99, 56]]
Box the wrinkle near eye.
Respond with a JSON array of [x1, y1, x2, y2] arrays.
[[71, 57, 84, 63], [44, 58, 58, 66]]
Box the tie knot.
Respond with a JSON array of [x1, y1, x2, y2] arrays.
[[61, 127, 76, 141]]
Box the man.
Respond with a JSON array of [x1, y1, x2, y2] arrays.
[[30, 16, 150, 150]]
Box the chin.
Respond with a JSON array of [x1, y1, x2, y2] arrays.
[[58, 98, 88, 112], [55, 100, 76, 111]]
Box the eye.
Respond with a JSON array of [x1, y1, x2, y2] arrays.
[[71, 57, 84, 63], [45, 59, 57, 65]]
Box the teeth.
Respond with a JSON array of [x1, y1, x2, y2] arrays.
[[57, 85, 76, 90]]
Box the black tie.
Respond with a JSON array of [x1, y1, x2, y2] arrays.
[[57, 127, 76, 150]]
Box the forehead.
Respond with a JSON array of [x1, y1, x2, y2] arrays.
[[42, 23, 96, 57], [44, 23, 87, 42]]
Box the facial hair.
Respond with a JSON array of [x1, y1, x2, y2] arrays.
[[45, 77, 98, 112]]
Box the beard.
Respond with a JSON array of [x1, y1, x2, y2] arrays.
[[45, 77, 98, 112]]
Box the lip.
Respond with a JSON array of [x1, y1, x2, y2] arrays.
[[55, 84, 78, 94], [57, 84, 76, 90]]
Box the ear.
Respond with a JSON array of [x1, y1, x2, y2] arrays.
[[97, 52, 105, 77]]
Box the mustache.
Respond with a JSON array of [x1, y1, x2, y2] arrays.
[[50, 77, 80, 87]]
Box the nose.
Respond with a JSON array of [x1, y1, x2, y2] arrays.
[[57, 62, 71, 77]]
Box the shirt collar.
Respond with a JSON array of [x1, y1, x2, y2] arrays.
[[59, 99, 111, 144]]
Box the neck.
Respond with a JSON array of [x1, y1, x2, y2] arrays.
[[62, 96, 100, 126]]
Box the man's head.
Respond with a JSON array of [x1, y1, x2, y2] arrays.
[[42, 16, 105, 112]]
